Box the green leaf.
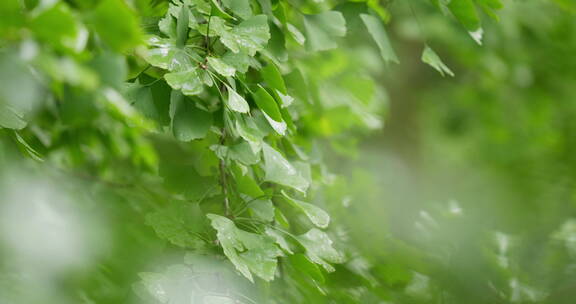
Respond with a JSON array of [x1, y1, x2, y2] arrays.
[[221, 0, 252, 19], [0, 0, 24, 38], [448, 0, 481, 31], [252, 88, 287, 135], [212, 141, 260, 165], [146, 201, 206, 249], [304, 11, 347, 52], [360, 14, 398, 64], [207, 214, 282, 282], [0, 52, 41, 129], [266, 23, 288, 62], [262, 111, 287, 136], [265, 227, 293, 254], [145, 36, 203, 73], [231, 163, 265, 197], [30, 3, 85, 52], [91, 0, 142, 52], [168, 2, 199, 26], [220, 15, 270, 56], [158, 13, 176, 38], [275, 208, 290, 229], [262, 143, 309, 192], [164, 69, 204, 96], [281, 191, 330, 229], [144, 38, 178, 70], [230, 141, 260, 165], [422, 45, 454, 77], [176, 3, 190, 48], [13, 131, 43, 161], [0, 105, 26, 130], [222, 51, 253, 73], [477, 0, 503, 20], [209, 0, 236, 19], [124, 81, 157, 120], [207, 56, 236, 77], [91, 52, 127, 90], [288, 253, 324, 283], [297, 229, 345, 272], [235, 114, 266, 151], [287, 23, 306, 45], [170, 91, 213, 141], [447, 0, 483, 44], [252, 85, 283, 123], [261, 64, 287, 94], [225, 85, 250, 113], [248, 199, 275, 222], [276, 91, 294, 108]]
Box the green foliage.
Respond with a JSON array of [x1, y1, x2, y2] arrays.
[[422, 45, 454, 77], [360, 13, 398, 63], [9, 0, 565, 303]]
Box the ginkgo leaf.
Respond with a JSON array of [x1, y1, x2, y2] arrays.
[[276, 90, 294, 108], [170, 91, 213, 141], [252, 85, 283, 122], [212, 141, 260, 165], [281, 191, 330, 229], [230, 141, 260, 165], [289, 253, 324, 283], [447, 0, 483, 44], [262, 143, 309, 192], [265, 227, 293, 254], [248, 199, 275, 222], [168, 1, 200, 24], [91, 0, 142, 52], [222, 51, 253, 73], [297, 229, 345, 272], [198, 16, 229, 37], [235, 114, 266, 152], [164, 69, 204, 96], [448, 0, 481, 31], [360, 14, 398, 64], [231, 163, 265, 197], [0, 53, 42, 129], [30, 3, 84, 52], [304, 11, 346, 52], [145, 36, 201, 72], [207, 214, 250, 280], [421, 45, 454, 77], [144, 38, 178, 70], [209, 0, 235, 20], [287, 23, 306, 45], [207, 214, 282, 282], [266, 23, 288, 62], [123, 81, 159, 121], [220, 15, 270, 56], [262, 111, 287, 135], [158, 14, 175, 37], [0, 105, 27, 130], [225, 85, 249, 113], [175, 3, 189, 48], [145, 201, 206, 249], [221, 0, 252, 19], [207, 56, 236, 77], [261, 63, 287, 94], [477, 0, 503, 20]]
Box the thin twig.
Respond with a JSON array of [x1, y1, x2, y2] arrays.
[[206, 12, 213, 55]]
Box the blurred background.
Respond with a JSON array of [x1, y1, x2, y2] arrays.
[[2, 0, 576, 303], [337, 1, 576, 303]]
